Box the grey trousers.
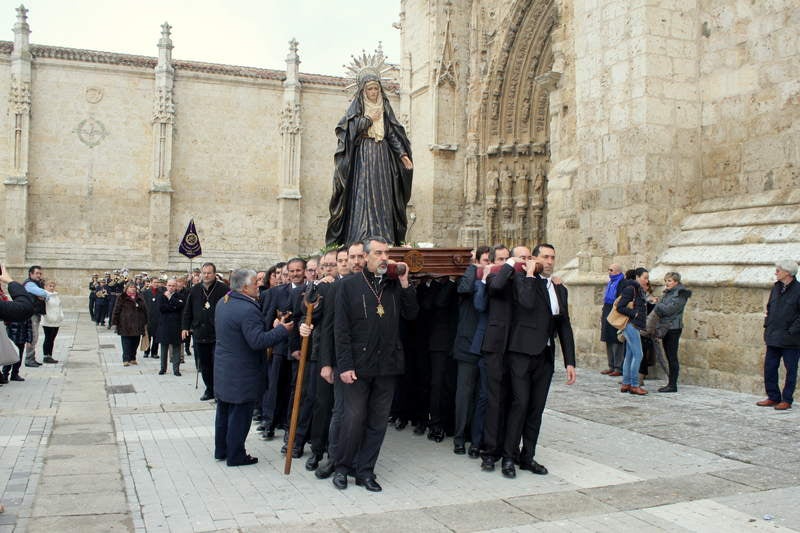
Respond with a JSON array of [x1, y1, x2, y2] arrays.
[[605, 342, 624, 372], [25, 314, 41, 364]]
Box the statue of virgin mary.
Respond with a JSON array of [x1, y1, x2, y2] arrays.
[[325, 50, 413, 246]]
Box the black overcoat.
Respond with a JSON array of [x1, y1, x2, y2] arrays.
[[214, 291, 290, 404]]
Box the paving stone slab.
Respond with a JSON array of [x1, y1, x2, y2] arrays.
[[31, 490, 128, 517], [580, 473, 757, 512], [26, 513, 132, 532], [42, 450, 120, 475], [335, 509, 452, 532], [424, 499, 538, 532], [506, 490, 619, 521], [37, 473, 123, 495], [709, 466, 800, 491], [48, 431, 115, 446]]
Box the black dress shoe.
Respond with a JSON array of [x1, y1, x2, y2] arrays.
[[291, 447, 304, 459], [305, 453, 323, 471], [453, 443, 466, 455], [262, 430, 275, 441], [24, 362, 41, 368], [468, 447, 480, 459], [280, 444, 288, 454], [315, 459, 335, 479], [227, 454, 258, 467], [0, 375, 7, 384], [356, 477, 382, 492], [10, 375, 25, 382], [256, 424, 266, 432], [428, 427, 445, 442], [200, 392, 213, 401], [657, 385, 677, 393], [413, 424, 426, 435], [332, 472, 348, 490], [501, 458, 516, 478], [480, 456, 495, 472], [158, 370, 166, 375], [519, 460, 548, 475], [43, 357, 59, 364], [174, 371, 182, 376], [395, 419, 408, 430]]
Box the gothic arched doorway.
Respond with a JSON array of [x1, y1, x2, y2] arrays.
[[467, 0, 558, 248]]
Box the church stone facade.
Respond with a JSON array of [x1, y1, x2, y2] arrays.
[[2, 1, 799, 392]]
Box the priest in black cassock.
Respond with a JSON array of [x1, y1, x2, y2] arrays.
[[331, 237, 418, 492]]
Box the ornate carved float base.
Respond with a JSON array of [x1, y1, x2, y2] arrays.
[[388, 247, 472, 278]]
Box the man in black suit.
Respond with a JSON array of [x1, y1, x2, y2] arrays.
[[480, 244, 526, 471], [501, 243, 576, 478], [332, 237, 418, 492], [260, 257, 305, 444]]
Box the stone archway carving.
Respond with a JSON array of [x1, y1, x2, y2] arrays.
[[460, 0, 558, 248]]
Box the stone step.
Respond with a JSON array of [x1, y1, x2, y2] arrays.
[[658, 242, 800, 266], [691, 188, 800, 214], [682, 204, 800, 230], [669, 224, 800, 247]]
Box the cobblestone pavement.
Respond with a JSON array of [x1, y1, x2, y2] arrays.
[[1, 313, 798, 532]]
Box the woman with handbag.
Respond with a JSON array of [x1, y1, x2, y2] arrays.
[[653, 272, 692, 392], [615, 267, 650, 395], [111, 283, 148, 367]]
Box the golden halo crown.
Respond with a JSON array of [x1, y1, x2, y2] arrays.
[[344, 42, 392, 92]]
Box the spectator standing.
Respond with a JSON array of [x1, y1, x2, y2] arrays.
[[616, 268, 650, 395], [757, 260, 800, 410], [653, 272, 691, 392], [23, 265, 49, 367], [111, 283, 148, 367], [600, 264, 624, 377], [41, 279, 63, 364]]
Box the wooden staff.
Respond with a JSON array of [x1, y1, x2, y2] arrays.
[[284, 286, 319, 475]]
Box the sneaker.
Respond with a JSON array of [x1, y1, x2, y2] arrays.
[[123, 362, 130, 367], [25, 361, 42, 367]]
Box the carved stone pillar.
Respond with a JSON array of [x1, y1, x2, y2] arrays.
[[276, 39, 302, 257], [4, 5, 32, 266], [149, 22, 176, 265]]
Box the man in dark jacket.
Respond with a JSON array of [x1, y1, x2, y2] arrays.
[[182, 263, 228, 401], [757, 260, 800, 411], [332, 237, 418, 492], [142, 279, 162, 359], [452, 246, 491, 455], [501, 244, 576, 479], [600, 263, 625, 376], [260, 257, 306, 443], [480, 245, 528, 472], [213, 269, 294, 467]]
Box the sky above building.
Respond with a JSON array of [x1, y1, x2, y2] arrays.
[[2, 0, 402, 76]]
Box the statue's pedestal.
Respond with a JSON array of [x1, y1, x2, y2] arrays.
[[388, 247, 472, 278]]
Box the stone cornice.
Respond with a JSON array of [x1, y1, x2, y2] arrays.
[[0, 40, 375, 89]]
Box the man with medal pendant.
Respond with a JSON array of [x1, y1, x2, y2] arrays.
[[182, 262, 228, 401], [332, 236, 418, 492]]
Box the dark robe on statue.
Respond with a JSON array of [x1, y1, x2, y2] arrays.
[[325, 86, 413, 246]]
